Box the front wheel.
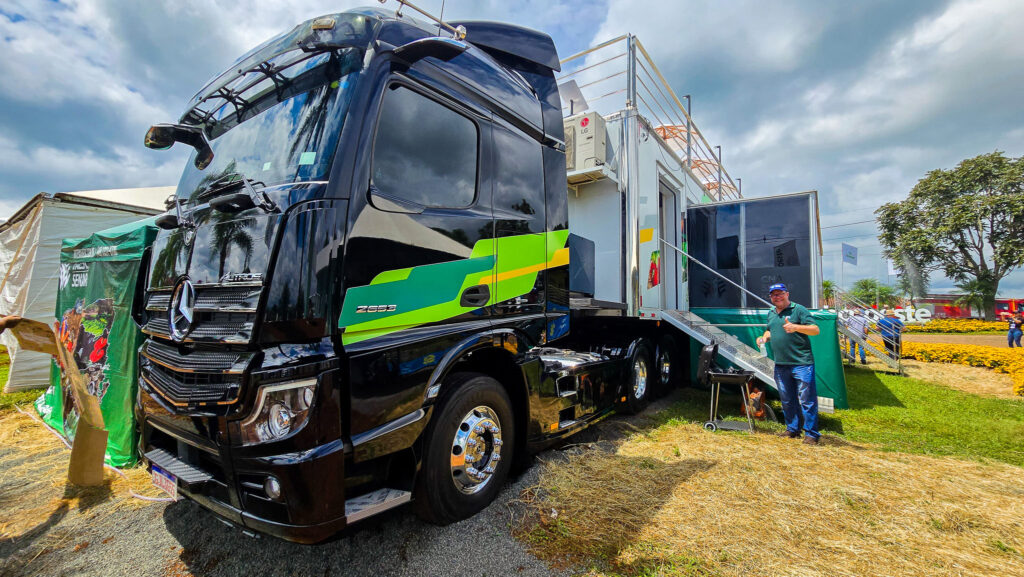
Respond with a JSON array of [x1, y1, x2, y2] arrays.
[[413, 372, 515, 525]]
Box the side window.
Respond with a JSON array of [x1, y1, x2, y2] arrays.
[[371, 85, 478, 208]]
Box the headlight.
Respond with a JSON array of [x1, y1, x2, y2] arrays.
[[238, 378, 317, 445]]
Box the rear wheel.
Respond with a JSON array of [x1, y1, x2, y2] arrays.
[[653, 335, 679, 397], [621, 342, 653, 415], [413, 372, 515, 525]]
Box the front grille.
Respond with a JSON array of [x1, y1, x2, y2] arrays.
[[143, 285, 261, 344], [142, 363, 242, 406], [144, 317, 171, 337], [195, 287, 260, 311], [147, 292, 171, 311], [188, 316, 254, 342], [141, 340, 253, 374]]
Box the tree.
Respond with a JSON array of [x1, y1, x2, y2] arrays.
[[821, 280, 837, 308], [877, 151, 1024, 320], [953, 278, 990, 318], [849, 278, 898, 308], [894, 268, 929, 308]]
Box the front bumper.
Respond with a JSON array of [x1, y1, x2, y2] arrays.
[[138, 387, 350, 544]]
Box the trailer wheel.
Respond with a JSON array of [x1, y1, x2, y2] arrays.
[[621, 342, 652, 415], [653, 335, 679, 398], [413, 372, 515, 525]]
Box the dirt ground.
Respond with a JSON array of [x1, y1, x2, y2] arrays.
[[903, 333, 1013, 347], [2, 364, 1021, 577], [0, 405, 572, 577]]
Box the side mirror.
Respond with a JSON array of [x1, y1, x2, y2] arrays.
[[393, 37, 468, 64], [155, 213, 180, 230], [145, 123, 215, 170]]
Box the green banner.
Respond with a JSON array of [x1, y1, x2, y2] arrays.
[[35, 218, 157, 467], [689, 307, 849, 410]]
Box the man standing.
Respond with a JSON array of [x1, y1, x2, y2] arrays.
[[756, 283, 821, 445], [845, 309, 868, 364]]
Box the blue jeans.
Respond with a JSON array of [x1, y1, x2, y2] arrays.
[[848, 339, 866, 362], [774, 364, 819, 439], [1010, 329, 1022, 347]]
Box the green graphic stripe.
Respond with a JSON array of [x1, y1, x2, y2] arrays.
[[340, 230, 569, 345]]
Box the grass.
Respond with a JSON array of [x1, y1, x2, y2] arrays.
[[516, 366, 1024, 576], [0, 344, 45, 413], [0, 344, 9, 391], [822, 366, 1024, 466], [643, 367, 1024, 467]]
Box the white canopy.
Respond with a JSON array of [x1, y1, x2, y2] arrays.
[[0, 188, 171, 391]]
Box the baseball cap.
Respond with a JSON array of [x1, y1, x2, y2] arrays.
[[768, 283, 788, 294]]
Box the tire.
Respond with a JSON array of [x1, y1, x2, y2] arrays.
[[703, 422, 717, 432], [413, 372, 515, 525], [653, 335, 679, 398], [620, 342, 653, 415]]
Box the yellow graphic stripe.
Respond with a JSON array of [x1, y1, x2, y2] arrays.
[[477, 247, 569, 286]]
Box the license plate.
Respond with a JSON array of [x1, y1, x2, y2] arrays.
[[152, 465, 178, 501]]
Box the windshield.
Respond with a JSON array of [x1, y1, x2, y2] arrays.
[[175, 48, 363, 204]]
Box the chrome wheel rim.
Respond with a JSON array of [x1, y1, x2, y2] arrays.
[[450, 405, 504, 495], [632, 357, 648, 399], [658, 349, 671, 386]]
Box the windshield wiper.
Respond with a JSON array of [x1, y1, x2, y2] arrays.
[[199, 173, 277, 214]]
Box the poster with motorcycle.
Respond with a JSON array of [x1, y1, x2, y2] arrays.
[[35, 221, 156, 467]]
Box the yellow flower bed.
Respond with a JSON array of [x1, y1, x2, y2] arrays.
[[901, 342, 1024, 396], [903, 318, 1006, 334]]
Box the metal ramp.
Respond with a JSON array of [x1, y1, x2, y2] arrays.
[[661, 309, 776, 389]]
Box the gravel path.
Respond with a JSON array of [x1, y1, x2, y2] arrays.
[[1, 449, 566, 577]]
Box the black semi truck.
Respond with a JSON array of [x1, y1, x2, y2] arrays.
[[136, 6, 768, 543]]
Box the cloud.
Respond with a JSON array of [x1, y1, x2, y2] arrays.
[[591, 0, 825, 74]]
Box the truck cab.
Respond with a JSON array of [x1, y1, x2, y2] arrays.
[[136, 8, 664, 543]]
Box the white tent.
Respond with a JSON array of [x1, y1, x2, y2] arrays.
[[0, 187, 172, 392]]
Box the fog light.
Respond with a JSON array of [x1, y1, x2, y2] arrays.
[[264, 476, 282, 501]]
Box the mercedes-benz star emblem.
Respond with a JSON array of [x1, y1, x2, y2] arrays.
[[169, 279, 196, 341]]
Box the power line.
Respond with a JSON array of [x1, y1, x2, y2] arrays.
[[823, 233, 881, 241], [820, 219, 876, 229]]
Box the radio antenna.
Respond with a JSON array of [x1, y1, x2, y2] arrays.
[[378, 0, 466, 39], [438, 0, 445, 36]]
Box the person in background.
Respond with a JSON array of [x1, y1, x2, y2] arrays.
[[1008, 313, 1023, 348], [845, 309, 869, 364], [876, 309, 904, 359], [756, 283, 822, 445]]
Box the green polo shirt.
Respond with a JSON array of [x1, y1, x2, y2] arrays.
[[766, 303, 815, 365]]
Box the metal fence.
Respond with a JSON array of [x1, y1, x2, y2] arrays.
[[832, 289, 903, 372]]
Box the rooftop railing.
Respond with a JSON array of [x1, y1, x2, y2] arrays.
[[558, 35, 741, 201]]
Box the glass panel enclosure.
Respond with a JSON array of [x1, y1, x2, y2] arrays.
[[687, 194, 814, 309]]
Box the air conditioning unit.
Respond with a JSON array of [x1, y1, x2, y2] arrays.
[[564, 112, 606, 174]]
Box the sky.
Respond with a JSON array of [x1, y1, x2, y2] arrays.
[[1, 0, 1023, 296]]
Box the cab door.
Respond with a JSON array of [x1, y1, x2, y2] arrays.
[[339, 79, 495, 348]]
